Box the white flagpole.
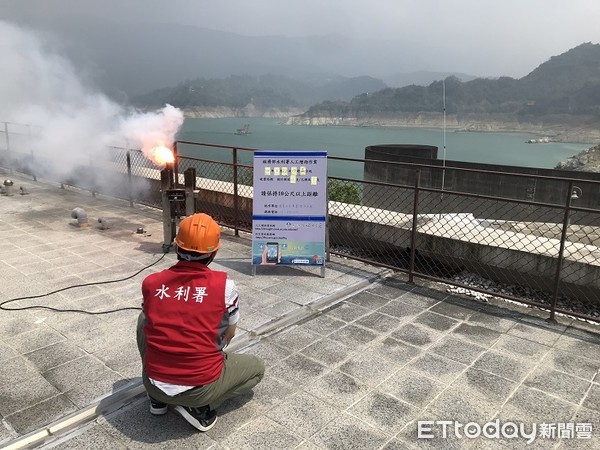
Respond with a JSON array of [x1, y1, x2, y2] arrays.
[[441, 78, 447, 196]]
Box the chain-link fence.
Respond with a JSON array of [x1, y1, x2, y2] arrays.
[[175, 141, 254, 233], [329, 158, 600, 323], [1, 126, 599, 322]]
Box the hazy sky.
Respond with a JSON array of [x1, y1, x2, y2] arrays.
[[2, 0, 599, 78]]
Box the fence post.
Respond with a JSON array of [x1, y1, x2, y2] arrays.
[[28, 125, 37, 181], [409, 170, 421, 283], [126, 151, 133, 207], [4, 122, 13, 174], [90, 155, 96, 197], [232, 148, 240, 236], [547, 180, 574, 324], [172, 142, 179, 187], [30, 149, 37, 181], [184, 167, 196, 215], [325, 179, 331, 263]]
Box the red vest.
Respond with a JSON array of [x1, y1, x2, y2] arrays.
[[142, 261, 228, 386]]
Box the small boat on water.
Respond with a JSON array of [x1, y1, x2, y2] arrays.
[[235, 124, 251, 135], [526, 137, 550, 144]]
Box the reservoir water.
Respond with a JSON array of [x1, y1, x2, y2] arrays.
[[177, 117, 588, 179]]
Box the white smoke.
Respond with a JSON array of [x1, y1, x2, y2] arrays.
[[0, 20, 184, 182], [118, 104, 184, 163]]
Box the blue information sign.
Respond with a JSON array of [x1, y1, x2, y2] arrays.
[[252, 151, 327, 267]]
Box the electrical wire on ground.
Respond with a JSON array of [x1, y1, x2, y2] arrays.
[[0, 248, 171, 315]]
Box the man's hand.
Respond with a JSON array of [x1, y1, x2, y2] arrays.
[[223, 324, 237, 343]]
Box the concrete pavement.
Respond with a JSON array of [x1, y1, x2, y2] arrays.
[[0, 171, 599, 449]]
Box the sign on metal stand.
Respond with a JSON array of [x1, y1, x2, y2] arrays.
[[251, 151, 327, 277]]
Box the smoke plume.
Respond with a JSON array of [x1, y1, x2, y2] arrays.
[[0, 20, 183, 184]]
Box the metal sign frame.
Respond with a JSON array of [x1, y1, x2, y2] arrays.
[[251, 150, 328, 277]]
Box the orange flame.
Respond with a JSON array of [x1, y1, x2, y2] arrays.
[[150, 145, 175, 166]]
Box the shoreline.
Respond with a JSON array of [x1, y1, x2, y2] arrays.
[[283, 114, 600, 146], [182, 108, 600, 146]]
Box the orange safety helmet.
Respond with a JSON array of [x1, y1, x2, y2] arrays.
[[175, 213, 221, 254]]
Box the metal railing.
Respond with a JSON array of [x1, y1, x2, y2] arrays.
[[1, 125, 599, 323]]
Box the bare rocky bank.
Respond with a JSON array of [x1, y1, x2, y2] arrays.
[[283, 112, 600, 171], [182, 108, 600, 170], [555, 144, 600, 172], [182, 108, 600, 144], [284, 112, 600, 145], [183, 106, 305, 119]]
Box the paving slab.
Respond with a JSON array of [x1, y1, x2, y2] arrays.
[[1, 171, 600, 449]]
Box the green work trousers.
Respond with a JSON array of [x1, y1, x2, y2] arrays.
[[136, 312, 264, 410]]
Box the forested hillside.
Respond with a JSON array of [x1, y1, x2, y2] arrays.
[[303, 43, 600, 119], [131, 74, 387, 109]]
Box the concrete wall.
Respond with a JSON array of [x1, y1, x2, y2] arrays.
[[328, 206, 600, 305], [363, 144, 600, 224]]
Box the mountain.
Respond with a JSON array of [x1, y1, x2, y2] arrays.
[[519, 43, 600, 116], [297, 43, 600, 122], [382, 71, 479, 87], [131, 74, 387, 109]]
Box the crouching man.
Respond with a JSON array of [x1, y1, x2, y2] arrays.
[[137, 213, 265, 431]]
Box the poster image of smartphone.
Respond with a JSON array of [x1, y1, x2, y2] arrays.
[[266, 242, 279, 263]]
